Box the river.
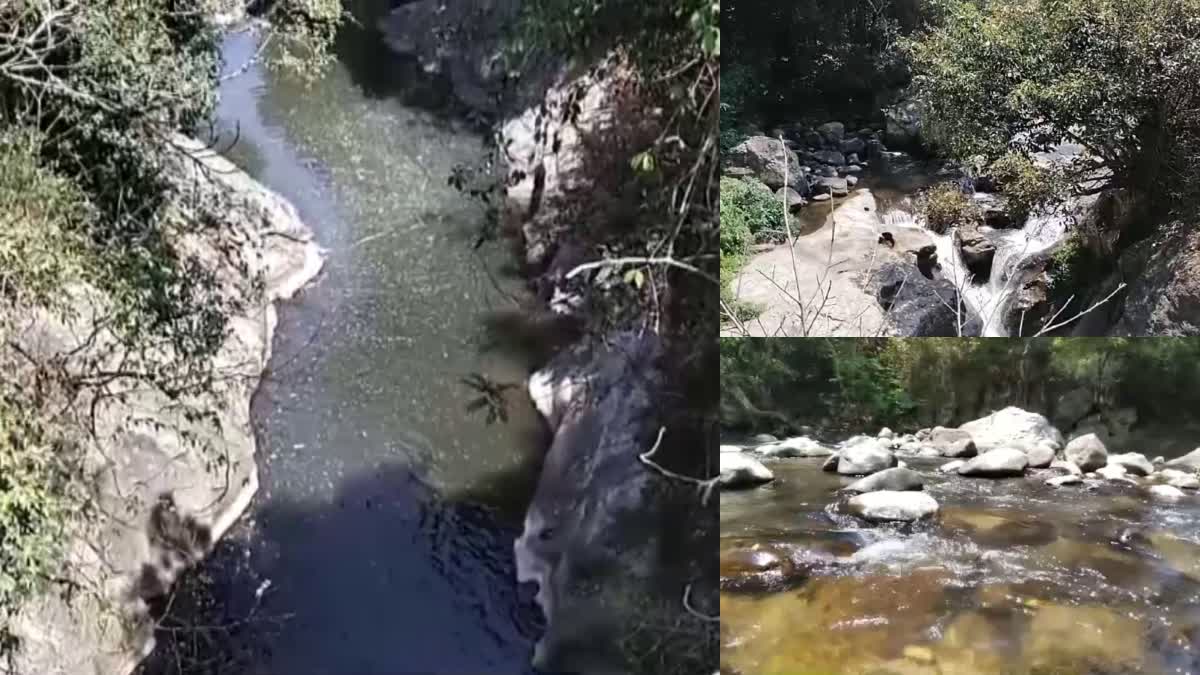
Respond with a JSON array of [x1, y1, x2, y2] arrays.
[[720, 454, 1200, 675], [140, 11, 550, 674]]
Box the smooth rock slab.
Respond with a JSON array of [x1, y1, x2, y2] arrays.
[[847, 491, 939, 522], [842, 467, 924, 494], [719, 453, 774, 490], [957, 448, 1029, 477], [1065, 433, 1109, 472]]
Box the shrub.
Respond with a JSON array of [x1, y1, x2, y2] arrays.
[[986, 153, 1066, 221], [720, 177, 784, 242], [922, 182, 979, 233]]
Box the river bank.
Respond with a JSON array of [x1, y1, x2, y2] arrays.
[[720, 407, 1200, 675]]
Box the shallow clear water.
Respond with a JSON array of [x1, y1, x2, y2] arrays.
[[721, 456, 1200, 675], [176, 19, 550, 674]]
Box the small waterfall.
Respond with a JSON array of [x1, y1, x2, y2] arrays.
[[880, 197, 1070, 337]]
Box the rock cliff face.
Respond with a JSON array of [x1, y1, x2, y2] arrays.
[[5, 137, 324, 675]]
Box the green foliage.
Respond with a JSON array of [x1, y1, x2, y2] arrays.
[[722, 338, 1200, 433], [922, 182, 978, 233], [906, 0, 1200, 207], [987, 152, 1066, 221], [0, 391, 78, 638], [720, 177, 783, 242], [724, 0, 928, 122]]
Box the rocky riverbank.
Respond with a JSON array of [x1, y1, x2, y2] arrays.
[[721, 406, 1200, 674], [4, 137, 324, 675]]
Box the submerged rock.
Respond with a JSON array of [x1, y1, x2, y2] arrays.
[[847, 491, 940, 522], [1065, 433, 1109, 472], [720, 453, 775, 490], [842, 467, 924, 494], [957, 448, 1029, 477], [1023, 605, 1145, 674]]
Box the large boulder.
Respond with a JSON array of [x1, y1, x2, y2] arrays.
[[877, 263, 980, 337], [957, 448, 1030, 477], [726, 136, 807, 191], [847, 491, 939, 522], [1107, 452, 1154, 476], [775, 186, 806, 212], [813, 175, 849, 197], [927, 427, 977, 458], [719, 453, 775, 489], [883, 100, 923, 149], [817, 121, 845, 145], [1064, 433, 1109, 472], [837, 437, 897, 475], [757, 436, 832, 458], [955, 225, 997, 282], [1164, 447, 1200, 472], [958, 407, 1064, 453], [842, 467, 924, 494], [1025, 441, 1057, 468]]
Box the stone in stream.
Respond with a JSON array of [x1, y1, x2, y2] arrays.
[[1095, 464, 1128, 480], [725, 136, 807, 190], [959, 407, 1064, 453], [756, 436, 832, 458], [719, 453, 774, 490], [752, 433, 779, 443], [847, 490, 939, 522], [1050, 459, 1083, 476], [813, 150, 846, 166], [812, 193, 832, 202], [957, 447, 1029, 477], [1064, 433, 1109, 472], [817, 121, 845, 144], [940, 459, 966, 473], [1022, 605, 1145, 674], [955, 224, 997, 282], [1046, 474, 1083, 487], [842, 466, 924, 494], [836, 437, 897, 475], [822, 453, 841, 472], [775, 186, 806, 212], [1024, 441, 1057, 468], [1164, 447, 1200, 472], [814, 175, 849, 197], [1150, 484, 1186, 500], [840, 137, 866, 155], [928, 426, 977, 458], [1107, 452, 1154, 476], [1157, 469, 1200, 490]]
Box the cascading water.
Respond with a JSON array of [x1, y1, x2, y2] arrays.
[[880, 195, 1070, 337]]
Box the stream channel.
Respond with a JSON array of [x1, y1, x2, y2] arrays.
[[143, 9, 552, 674]]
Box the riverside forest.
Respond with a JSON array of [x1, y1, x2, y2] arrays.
[[720, 337, 1200, 674], [720, 0, 1200, 337], [0, 1, 719, 674]]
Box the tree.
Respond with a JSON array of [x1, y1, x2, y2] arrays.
[[907, 0, 1200, 209]]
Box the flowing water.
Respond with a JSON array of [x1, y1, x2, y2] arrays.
[[720, 455, 1200, 675], [146, 13, 553, 673], [867, 153, 1074, 337]]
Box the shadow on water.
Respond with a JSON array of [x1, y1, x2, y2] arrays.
[[137, 457, 553, 675]]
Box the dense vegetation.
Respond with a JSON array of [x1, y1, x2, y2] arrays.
[[722, 338, 1200, 434], [0, 0, 343, 654]]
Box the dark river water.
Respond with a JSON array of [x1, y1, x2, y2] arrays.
[[721, 455, 1200, 675], [141, 13, 553, 674]]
